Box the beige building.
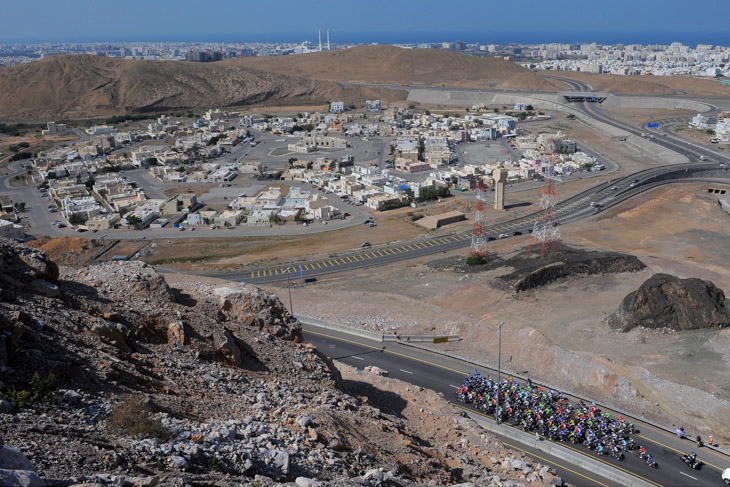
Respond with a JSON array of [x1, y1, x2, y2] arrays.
[[86, 213, 121, 231]]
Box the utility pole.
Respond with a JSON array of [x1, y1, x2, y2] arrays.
[[286, 267, 293, 314], [496, 321, 504, 425], [99, 234, 108, 263]]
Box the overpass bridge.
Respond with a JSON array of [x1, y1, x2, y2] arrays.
[[559, 91, 611, 103]]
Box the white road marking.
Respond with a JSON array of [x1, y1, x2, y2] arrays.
[[399, 369, 413, 375], [351, 356, 364, 361], [679, 472, 697, 481], [449, 384, 460, 389]]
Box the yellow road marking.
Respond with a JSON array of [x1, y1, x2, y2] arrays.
[[457, 405, 663, 487], [307, 328, 666, 487], [504, 442, 611, 487], [304, 328, 467, 375], [346, 256, 353, 263], [316, 262, 322, 268], [635, 434, 723, 471], [251, 271, 255, 278]]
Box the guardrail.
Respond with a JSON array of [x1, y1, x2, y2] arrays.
[[464, 409, 657, 487], [296, 315, 459, 343], [301, 319, 730, 459]]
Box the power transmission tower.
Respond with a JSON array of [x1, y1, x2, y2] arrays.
[[527, 163, 563, 257], [470, 180, 489, 260]]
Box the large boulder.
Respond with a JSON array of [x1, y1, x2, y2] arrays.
[[0, 239, 59, 293], [0, 446, 36, 471], [0, 470, 46, 487], [215, 286, 302, 342], [608, 273, 730, 331]]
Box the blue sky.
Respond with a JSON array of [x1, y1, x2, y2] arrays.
[[1, 0, 728, 44]]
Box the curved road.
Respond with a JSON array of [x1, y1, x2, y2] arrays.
[[545, 75, 726, 164], [301, 324, 730, 487], [216, 162, 730, 285]]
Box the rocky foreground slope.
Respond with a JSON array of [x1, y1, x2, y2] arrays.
[[0, 238, 563, 487]]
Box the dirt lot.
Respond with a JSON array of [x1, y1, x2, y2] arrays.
[[265, 183, 730, 444]]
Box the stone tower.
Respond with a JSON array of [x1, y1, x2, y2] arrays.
[[493, 168, 508, 211]]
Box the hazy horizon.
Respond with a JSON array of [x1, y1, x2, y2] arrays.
[[2, 0, 729, 46]]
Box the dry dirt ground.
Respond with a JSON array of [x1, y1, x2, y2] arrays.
[[261, 183, 730, 445], [549, 71, 730, 98]]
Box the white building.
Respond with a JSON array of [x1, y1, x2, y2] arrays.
[[330, 101, 345, 113], [0, 219, 25, 240], [86, 125, 117, 135]]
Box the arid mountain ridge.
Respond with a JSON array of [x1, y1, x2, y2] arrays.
[[0, 46, 539, 121], [0, 52, 399, 121]]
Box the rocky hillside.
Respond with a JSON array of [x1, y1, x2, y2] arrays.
[[0, 238, 562, 487], [0, 55, 402, 121], [233, 45, 539, 88], [608, 273, 730, 331]]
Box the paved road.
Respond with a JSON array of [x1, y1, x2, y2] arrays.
[[546, 76, 726, 164], [301, 325, 730, 487], [212, 162, 730, 285]]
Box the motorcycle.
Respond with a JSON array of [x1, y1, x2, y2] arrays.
[[681, 454, 702, 470]]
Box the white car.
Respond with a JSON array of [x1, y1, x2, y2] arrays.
[[498, 233, 509, 239], [723, 468, 730, 485]]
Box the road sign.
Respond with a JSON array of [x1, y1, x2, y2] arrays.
[[433, 336, 449, 344], [648, 123, 659, 128]]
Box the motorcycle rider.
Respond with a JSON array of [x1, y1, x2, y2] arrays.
[[687, 452, 697, 466]]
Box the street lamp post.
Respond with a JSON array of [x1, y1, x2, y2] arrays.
[[285, 267, 293, 314], [99, 234, 108, 263], [496, 321, 505, 425]]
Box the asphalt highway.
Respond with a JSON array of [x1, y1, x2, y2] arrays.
[[544, 75, 727, 164], [301, 325, 730, 487], [220, 161, 730, 285]]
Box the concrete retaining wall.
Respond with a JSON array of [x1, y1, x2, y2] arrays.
[[466, 411, 656, 487], [625, 135, 690, 164], [407, 88, 714, 114], [297, 315, 459, 343], [602, 96, 714, 112]]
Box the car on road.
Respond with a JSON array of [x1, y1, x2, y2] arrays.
[[498, 233, 509, 239], [75, 228, 87, 233], [611, 186, 618, 190], [723, 467, 730, 485], [513, 231, 523, 236], [322, 220, 328, 224], [487, 236, 496, 241], [361, 241, 371, 248], [629, 182, 636, 188], [210, 225, 216, 230]]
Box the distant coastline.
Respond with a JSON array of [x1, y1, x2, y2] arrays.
[[4, 30, 729, 47]]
